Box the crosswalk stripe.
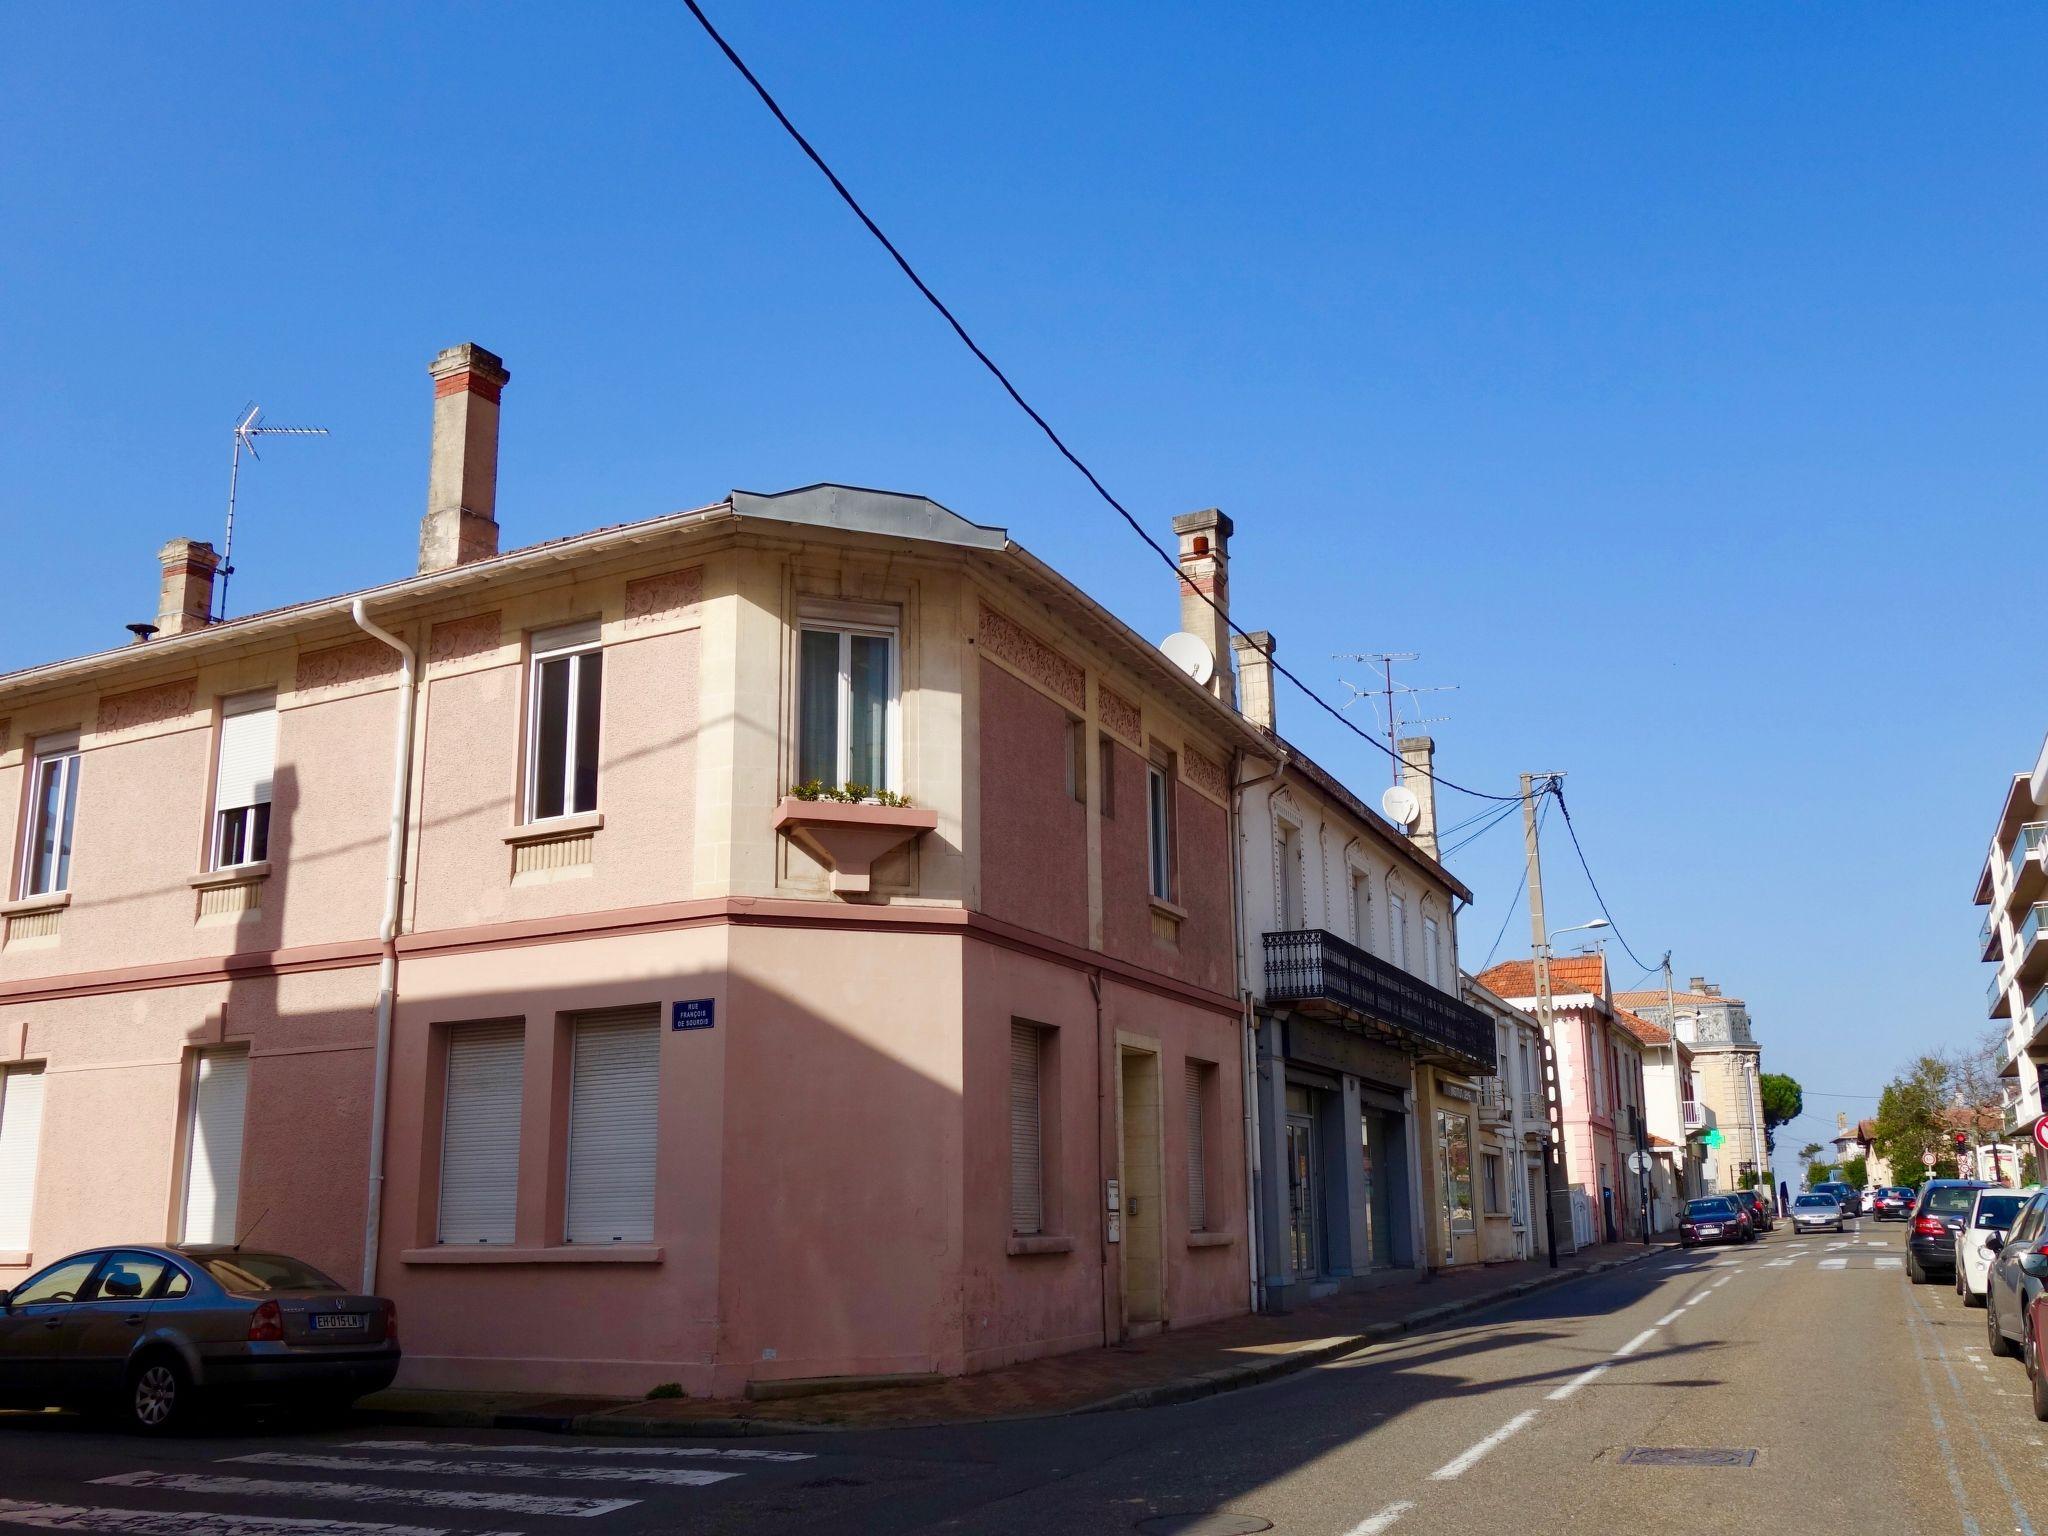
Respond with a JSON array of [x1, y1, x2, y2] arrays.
[[225, 1453, 737, 1489], [96, 1470, 634, 1520], [1819, 1258, 1847, 1269], [1876, 1257, 1903, 1269], [0, 1497, 518, 1536], [340, 1440, 813, 1464]]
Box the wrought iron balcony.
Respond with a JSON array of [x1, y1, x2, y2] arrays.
[[1263, 928, 1496, 1074], [1683, 1100, 1710, 1132]]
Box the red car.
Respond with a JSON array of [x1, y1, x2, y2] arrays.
[[1732, 1189, 1774, 1234]]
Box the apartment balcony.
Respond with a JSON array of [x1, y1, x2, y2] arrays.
[[1682, 1100, 1711, 1133], [2007, 824, 2048, 917], [1990, 970, 2013, 1020], [1476, 1077, 1512, 1121], [2015, 903, 2048, 994], [1983, 913, 2002, 963], [1263, 928, 1496, 1074]]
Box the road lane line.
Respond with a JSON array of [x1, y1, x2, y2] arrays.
[[1430, 1410, 1539, 1479], [1819, 1258, 1847, 1270], [1684, 1291, 1709, 1306], [1341, 1500, 1416, 1536], [1906, 1293, 2039, 1536], [1656, 1309, 1685, 1326], [1613, 1327, 1660, 1357], [97, 1470, 633, 1519], [0, 1500, 512, 1536], [1711, 1275, 1733, 1288], [1547, 1363, 1611, 1400], [226, 1453, 737, 1488], [342, 1440, 813, 1463], [1876, 1257, 1902, 1269]]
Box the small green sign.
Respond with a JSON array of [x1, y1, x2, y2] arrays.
[[1703, 1127, 1725, 1148]]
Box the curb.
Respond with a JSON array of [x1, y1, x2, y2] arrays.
[[366, 1246, 1673, 1440]]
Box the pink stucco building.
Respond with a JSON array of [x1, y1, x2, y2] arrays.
[[0, 344, 1265, 1397]]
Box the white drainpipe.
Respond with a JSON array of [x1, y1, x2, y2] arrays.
[[352, 599, 417, 1294]]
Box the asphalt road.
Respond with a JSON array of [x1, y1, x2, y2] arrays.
[[1, 1219, 2041, 1536]]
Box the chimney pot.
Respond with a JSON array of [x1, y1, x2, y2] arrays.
[[1170, 508, 1235, 708], [419, 342, 510, 574], [154, 538, 220, 636], [1229, 630, 1277, 732]]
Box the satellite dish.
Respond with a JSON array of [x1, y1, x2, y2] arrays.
[[1160, 631, 1215, 686], [1381, 785, 1421, 828]]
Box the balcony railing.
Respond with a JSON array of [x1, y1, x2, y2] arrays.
[[1682, 1100, 1709, 1132], [1983, 913, 2001, 962], [1477, 1077, 1511, 1118], [2010, 824, 2048, 890], [1263, 928, 1496, 1073], [1989, 971, 2012, 1018]]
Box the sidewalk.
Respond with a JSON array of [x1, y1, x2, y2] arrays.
[[358, 1238, 1672, 1438]]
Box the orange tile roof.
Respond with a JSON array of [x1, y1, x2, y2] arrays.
[[1476, 954, 1607, 1001], [1614, 988, 1748, 1009], [1612, 1007, 1671, 1046]]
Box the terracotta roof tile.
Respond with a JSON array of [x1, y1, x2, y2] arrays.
[[1612, 1007, 1671, 1046], [1614, 988, 1748, 1009], [1475, 954, 1607, 1001]]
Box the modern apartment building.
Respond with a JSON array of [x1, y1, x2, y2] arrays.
[[1973, 734, 2048, 1149], [0, 344, 1277, 1397], [1616, 977, 1764, 1195]]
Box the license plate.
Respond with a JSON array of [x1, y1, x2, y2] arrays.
[[312, 1313, 366, 1331], [1698, 1226, 1720, 1235]]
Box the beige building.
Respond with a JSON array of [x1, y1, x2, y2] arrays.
[[1618, 978, 1765, 1193]]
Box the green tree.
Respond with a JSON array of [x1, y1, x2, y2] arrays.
[[1805, 1161, 1835, 1189], [1872, 1056, 1959, 1183], [1842, 1153, 1869, 1188], [1798, 1141, 1824, 1163], [1759, 1074, 1804, 1155]]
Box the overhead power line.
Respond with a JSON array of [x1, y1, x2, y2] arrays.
[[678, 0, 1525, 804], [1550, 783, 1655, 973]]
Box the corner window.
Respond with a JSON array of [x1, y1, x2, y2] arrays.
[[20, 733, 80, 897], [797, 622, 898, 793], [212, 693, 276, 869], [526, 622, 603, 822], [1147, 760, 1175, 901]]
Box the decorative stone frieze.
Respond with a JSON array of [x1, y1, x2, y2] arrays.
[[428, 611, 503, 669], [96, 678, 197, 735], [625, 567, 703, 628], [296, 638, 398, 695], [978, 603, 1083, 709], [1182, 748, 1227, 802], [1097, 686, 1141, 744]]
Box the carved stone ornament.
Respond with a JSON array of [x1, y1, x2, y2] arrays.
[[626, 567, 704, 627], [96, 678, 197, 734], [978, 603, 1083, 709]]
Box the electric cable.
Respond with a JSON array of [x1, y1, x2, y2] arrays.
[[1550, 783, 1656, 973]]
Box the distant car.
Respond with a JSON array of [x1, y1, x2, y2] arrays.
[[1871, 1187, 1915, 1221], [1812, 1182, 1862, 1217], [1791, 1193, 1845, 1233], [1732, 1189, 1773, 1234], [1680, 1195, 1753, 1248], [1987, 1190, 2048, 1361], [1957, 1189, 2031, 1307], [1907, 1180, 1996, 1284], [0, 1245, 398, 1432]]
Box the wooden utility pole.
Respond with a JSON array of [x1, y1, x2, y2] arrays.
[[1523, 772, 1573, 1264]]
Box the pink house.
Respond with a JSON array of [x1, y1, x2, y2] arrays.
[[0, 344, 1265, 1397]]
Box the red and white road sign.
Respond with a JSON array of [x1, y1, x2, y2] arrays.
[[2033, 1117, 2048, 1153]]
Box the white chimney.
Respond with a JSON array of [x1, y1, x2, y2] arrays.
[[155, 538, 220, 637], [1230, 630, 1276, 731], [1398, 735, 1439, 860]]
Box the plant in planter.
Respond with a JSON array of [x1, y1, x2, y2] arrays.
[[790, 780, 912, 808]]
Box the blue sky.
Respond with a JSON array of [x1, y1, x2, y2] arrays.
[[5, 4, 2043, 1158]]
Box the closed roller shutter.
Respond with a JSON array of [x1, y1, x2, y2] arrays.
[[0, 1068, 46, 1251], [1186, 1063, 1208, 1232], [182, 1050, 249, 1244], [565, 1006, 660, 1245], [1010, 1024, 1043, 1236], [214, 694, 277, 813], [438, 1021, 524, 1244]]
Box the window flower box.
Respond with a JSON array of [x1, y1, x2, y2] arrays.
[[773, 797, 936, 894]]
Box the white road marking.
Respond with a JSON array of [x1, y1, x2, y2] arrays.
[[0, 1499, 512, 1536], [226, 1453, 736, 1489], [1342, 1500, 1416, 1536], [1819, 1258, 1847, 1270], [1656, 1309, 1685, 1326], [1430, 1410, 1539, 1479], [1547, 1363, 1611, 1401], [342, 1440, 813, 1464], [1711, 1275, 1733, 1289], [1766, 1259, 1794, 1268], [96, 1471, 631, 1520], [1877, 1257, 1903, 1270], [1684, 1291, 1709, 1306], [1614, 1327, 1660, 1357]]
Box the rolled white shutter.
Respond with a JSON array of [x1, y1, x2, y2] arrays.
[[1186, 1063, 1207, 1232], [438, 1021, 524, 1244], [182, 1051, 249, 1244], [0, 1068, 46, 1251], [565, 1006, 659, 1244], [214, 697, 277, 813], [1010, 1024, 1043, 1236]]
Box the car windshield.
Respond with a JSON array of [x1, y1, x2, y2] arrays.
[[1974, 1194, 2027, 1229], [1922, 1187, 1986, 1217], [1795, 1195, 1837, 1208], [195, 1252, 342, 1294], [1687, 1199, 1736, 1217]]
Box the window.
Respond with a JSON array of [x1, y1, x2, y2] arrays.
[[1277, 822, 1303, 929], [1349, 869, 1370, 950], [20, 733, 79, 897], [180, 1050, 248, 1244], [198, 1251, 340, 1293], [1483, 1152, 1505, 1216], [212, 693, 276, 868], [1518, 1036, 1534, 1107], [88, 1252, 174, 1302], [9, 1254, 97, 1308], [438, 1020, 524, 1245], [1098, 736, 1117, 819], [0, 1065, 45, 1252], [1065, 719, 1086, 803], [525, 622, 603, 822], [1389, 890, 1408, 971], [1437, 1107, 1473, 1241], [1147, 761, 1175, 901], [1423, 914, 1441, 987], [798, 620, 897, 792], [565, 1005, 660, 1244], [1010, 1023, 1046, 1236], [1186, 1061, 1212, 1232]]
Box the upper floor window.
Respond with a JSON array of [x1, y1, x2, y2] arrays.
[[1423, 913, 1441, 987], [798, 617, 897, 793], [212, 693, 276, 869], [526, 622, 603, 822], [1349, 868, 1371, 951], [1147, 760, 1175, 901], [1276, 821, 1303, 929], [1389, 888, 1408, 971], [20, 733, 80, 897]]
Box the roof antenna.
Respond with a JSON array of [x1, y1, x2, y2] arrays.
[[221, 405, 329, 621], [1334, 651, 1457, 784], [232, 1204, 272, 1252]]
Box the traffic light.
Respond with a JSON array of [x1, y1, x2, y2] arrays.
[[1954, 1130, 1969, 1152]]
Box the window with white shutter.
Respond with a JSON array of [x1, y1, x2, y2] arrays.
[[180, 1050, 249, 1244], [565, 1006, 659, 1245], [1389, 890, 1408, 971], [1423, 915, 1441, 988], [1010, 1023, 1044, 1236], [438, 1021, 524, 1244], [0, 1067, 46, 1252], [212, 693, 277, 869], [1186, 1062, 1209, 1232]]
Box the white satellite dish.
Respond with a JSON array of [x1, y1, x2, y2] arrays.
[[1381, 785, 1421, 828], [1160, 631, 1215, 686]]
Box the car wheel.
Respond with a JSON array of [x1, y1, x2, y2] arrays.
[[126, 1354, 192, 1435], [1990, 1295, 2020, 1359], [1908, 1254, 1927, 1285]]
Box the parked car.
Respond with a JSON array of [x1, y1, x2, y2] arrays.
[[1791, 1193, 1845, 1233], [1812, 1182, 1862, 1217], [1732, 1189, 1773, 1234], [1680, 1195, 1754, 1248], [0, 1245, 399, 1432], [2027, 1290, 2048, 1421], [1871, 1186, 1916, 1221], [1987, 1190, 2048, 1360], [1907, 1180, 1996, 1284], [1956, 1189, 2031, 1307]]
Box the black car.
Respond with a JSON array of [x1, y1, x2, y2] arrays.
[[1732, 1189, 1773, 1234], [1680, 1195, 1754, 1248], [1907, 1180, 1997, 1283], [1813, 1181, 1862, 1217], [1871, 1186, 1915, 1221]]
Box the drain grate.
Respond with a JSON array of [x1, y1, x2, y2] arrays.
[[1134, 1518, 1274, 1535], [1619, 1446, 1757, 1468]]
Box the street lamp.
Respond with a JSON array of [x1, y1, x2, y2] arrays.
[[1549, 919, 1610, 943]]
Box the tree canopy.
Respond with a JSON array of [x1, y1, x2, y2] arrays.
[[1759, 1073, 1804, 1154]]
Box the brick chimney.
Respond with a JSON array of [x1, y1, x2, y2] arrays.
[[419, 343, 510, 574], [1397, 735, 1439, 860], [1171, 508, 1234, 708], [1690, 976, 1708, 993], [155, 538, 220, 637], [1229, 630, 1276, 731]]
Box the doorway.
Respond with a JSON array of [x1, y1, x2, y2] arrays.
[[1361, 1107, 1396, 1269], [1118, 1046, 1163, 1333], [1285, 1085, 1321, 1280]]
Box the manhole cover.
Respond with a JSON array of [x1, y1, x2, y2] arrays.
[[1134, 1517, 1274, 1535], [1619, 1447, 1757, 1468]]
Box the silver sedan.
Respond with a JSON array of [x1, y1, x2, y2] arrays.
[[1790, 1193, 1845, 1233]]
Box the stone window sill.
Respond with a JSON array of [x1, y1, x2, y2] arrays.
[[0, 1250, 29, 1268], [1148, 895, 1189, 923], [1006, 1233, 1076, 1257], [503, 812, 605, 846], [0, 892, 69, 918], [1186, 1231, 1235, 1249], [190, 862, 271, 890], [400, 1243, 660, 1266]]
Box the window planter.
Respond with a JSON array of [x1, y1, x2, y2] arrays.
[[773, 797, 936, 894]]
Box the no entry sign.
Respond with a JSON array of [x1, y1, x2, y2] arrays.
[[2033, 1117, 2048, 1153]]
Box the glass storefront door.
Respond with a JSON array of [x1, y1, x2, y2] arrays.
[[1285, 1087, 1320, 1279]]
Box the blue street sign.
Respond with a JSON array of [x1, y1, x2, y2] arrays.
[[672, 999, 715, 1032]]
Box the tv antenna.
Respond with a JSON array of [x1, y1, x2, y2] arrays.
[[1335, 651, 1457, 784], [220, 405, 329, 620]]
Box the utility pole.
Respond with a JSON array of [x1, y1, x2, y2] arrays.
[[1523, 772, 1569, 1267], [1664, 953, 1689, 1200]]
